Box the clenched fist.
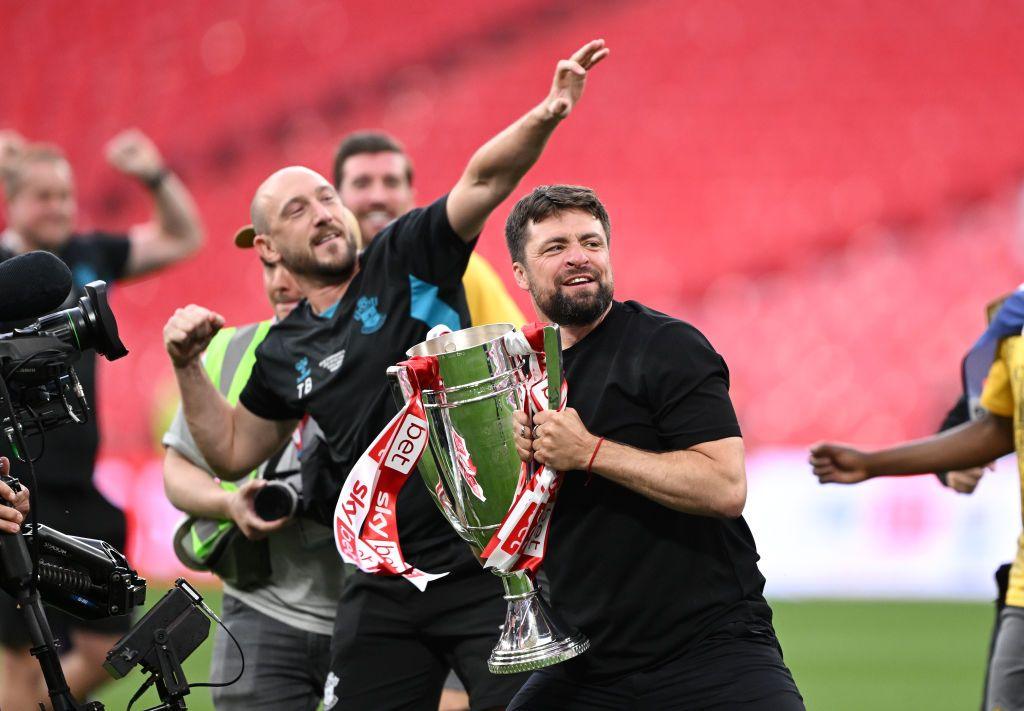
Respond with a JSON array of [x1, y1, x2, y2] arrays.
[[513, 407, 599, 472], [809, 442, 871, 485], [105, 128, 166, 182], [164, 305, 225, 368]]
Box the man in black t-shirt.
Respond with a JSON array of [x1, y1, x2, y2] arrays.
[[504, 185, 804, 710], [163, 41, 608, 711], [0, 130, 203, 707]]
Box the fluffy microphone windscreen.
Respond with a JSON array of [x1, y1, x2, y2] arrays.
[[0, 250, 74, 323]]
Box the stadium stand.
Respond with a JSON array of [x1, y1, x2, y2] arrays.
[[2, 0, 1024, 460]]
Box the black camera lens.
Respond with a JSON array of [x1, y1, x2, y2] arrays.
[[31, 282, 127, 361], [253, 481, 299, 521]]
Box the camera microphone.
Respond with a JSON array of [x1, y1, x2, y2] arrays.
[[0, 250, 73, 322]]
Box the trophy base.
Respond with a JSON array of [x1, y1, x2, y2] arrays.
[[487, 573, 590, 675]]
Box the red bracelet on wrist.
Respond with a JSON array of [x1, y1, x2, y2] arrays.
[[585, 437, 605, 485]]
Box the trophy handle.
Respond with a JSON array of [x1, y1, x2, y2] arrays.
[[386, 365, 412, 407], [542, 324, 563, 411]]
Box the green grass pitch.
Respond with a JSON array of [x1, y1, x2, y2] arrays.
[[75, 591, 990, 709]]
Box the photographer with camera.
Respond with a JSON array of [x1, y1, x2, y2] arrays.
[[0, 129, 203, 708], [161, 226, 350, 710]]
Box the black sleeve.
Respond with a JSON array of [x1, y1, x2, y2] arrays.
[[933, 393, 970, 486], [643, 322, 742, 450], [382, 194, 475, 289], [79, 231, 132, 282], [238, 346, 305, 421], [937, 393, 970, 432]]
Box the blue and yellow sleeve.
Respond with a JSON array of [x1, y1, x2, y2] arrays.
[[980, 347, 1014, 417]]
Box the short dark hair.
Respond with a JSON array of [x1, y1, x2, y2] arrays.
[[504, 185, 611, 264], [331, 131, 413, 189]]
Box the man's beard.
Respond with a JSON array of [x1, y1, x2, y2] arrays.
[[535, 279, 614, 327], [279, 238, 357, 284]]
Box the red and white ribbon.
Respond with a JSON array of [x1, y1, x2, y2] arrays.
[[333, 323, 565, 589], [478, 323, 566, 575], [332, 357, 448, 591]]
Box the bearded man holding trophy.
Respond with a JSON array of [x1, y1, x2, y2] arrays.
[[502, 185, 805, 710], [390, 184, 805, 710]]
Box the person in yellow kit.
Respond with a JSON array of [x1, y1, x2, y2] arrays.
[[810, 289, 1024, 711], [331, 131, 525, 327]]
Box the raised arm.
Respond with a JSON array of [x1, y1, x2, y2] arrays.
[[164, 305, 296, 478], [515, 408, 747, 518], [810, 411, 1014, 485], [105, 129, 204, 277], [446, 39, 610, 241]]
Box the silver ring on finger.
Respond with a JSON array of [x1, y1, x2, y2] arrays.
[[533, 425, 541, 438]]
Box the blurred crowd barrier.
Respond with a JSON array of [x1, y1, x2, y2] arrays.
[[95, 448, 1020, 599], [747, 450, 1020, 600]]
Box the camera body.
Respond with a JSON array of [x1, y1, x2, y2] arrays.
[[23, 524, 146, 620], [0, 476, 146, 621], [0, 280, 127, 443]]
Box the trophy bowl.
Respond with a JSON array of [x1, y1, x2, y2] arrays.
[[388, 323, 589, 674]]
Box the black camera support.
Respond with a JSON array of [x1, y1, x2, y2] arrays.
[[0, 523, 102, 711]]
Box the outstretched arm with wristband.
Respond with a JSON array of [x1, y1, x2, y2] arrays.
[[104, 129, 204, 277]]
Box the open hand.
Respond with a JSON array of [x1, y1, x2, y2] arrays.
[[543, 39, 610, 120]]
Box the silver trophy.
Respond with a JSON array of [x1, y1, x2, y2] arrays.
[[388, 323, 589, 674]]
